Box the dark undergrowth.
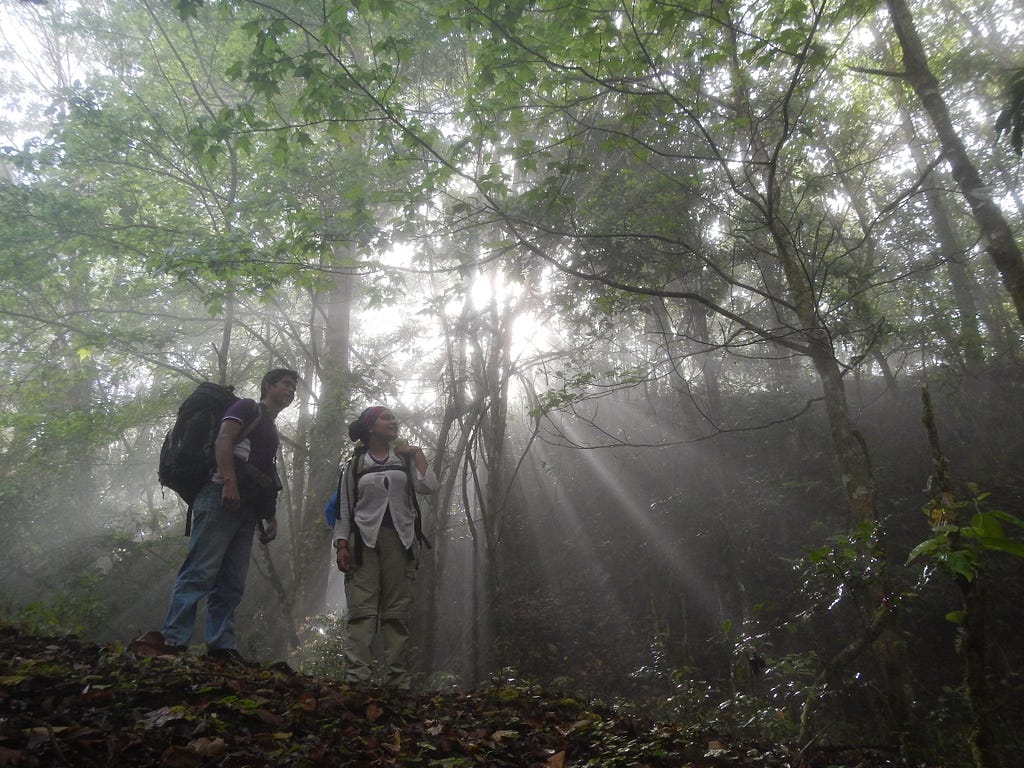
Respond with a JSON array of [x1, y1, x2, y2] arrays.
[[0, 624, 917, 767]]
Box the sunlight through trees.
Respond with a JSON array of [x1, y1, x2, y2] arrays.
[[2, 1, 1023, 765]]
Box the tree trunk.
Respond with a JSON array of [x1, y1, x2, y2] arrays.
[[423, 260, 492, 684], [293, 256, 354, 625], [465, 264, 517, 676], [718, 0, 913, 742], [886, 0, 1024, 328], [898, 105, 985, 370]]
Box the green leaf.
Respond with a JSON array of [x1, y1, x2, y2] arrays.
[[974, 537, 1024, 559], [172, 0, 204, 21], [944, 550, 978, 582]]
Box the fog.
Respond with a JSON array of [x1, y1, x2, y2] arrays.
[[3, 0, 1024, 763]]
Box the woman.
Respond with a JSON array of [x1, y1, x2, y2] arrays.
[[331, 406, 438, 689]]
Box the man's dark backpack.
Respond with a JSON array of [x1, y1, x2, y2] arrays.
[[158, 382, 242, 533]]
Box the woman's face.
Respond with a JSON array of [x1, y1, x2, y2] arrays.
[[370, 409, 399, 441]]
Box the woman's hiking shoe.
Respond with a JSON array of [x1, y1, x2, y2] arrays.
[[205, 648, 259, 668], [129, 631, 186, 658]]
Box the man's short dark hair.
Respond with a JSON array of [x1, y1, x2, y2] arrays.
[[261, 368, 299, 397]]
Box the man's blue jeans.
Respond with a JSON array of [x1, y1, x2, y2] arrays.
[[162, 482, 256, 650]]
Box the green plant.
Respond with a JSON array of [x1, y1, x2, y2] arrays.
[[292, 611, 348, 679], [6, 573, 108, 637], [424, 669, 464, 691], [795, 521, 882, 624], [908, 489, 1024, 601]]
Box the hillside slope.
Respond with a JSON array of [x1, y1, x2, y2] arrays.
[[0, 625, 909, 767]]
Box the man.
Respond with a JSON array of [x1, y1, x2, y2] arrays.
[[134, 368, 298, 665]]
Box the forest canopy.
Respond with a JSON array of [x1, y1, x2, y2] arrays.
[[2, 0, 1023, 766]]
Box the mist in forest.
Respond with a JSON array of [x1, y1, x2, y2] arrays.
[[421, 370, 1024, 749], [4, 0, 1024, 765]]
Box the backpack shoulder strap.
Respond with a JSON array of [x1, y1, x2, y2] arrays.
[[402, 452, 432, 550], [343, 447, 367, 512], [184, 389, 247, 538], [340, 447, 369, 563], [233, 400, 263, 443]]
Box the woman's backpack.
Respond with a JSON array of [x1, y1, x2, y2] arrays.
[[323, 448, 431, 551]]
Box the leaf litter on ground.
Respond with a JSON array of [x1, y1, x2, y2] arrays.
[[0, 624, 915, 767]]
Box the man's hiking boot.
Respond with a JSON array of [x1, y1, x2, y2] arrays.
[[205, 647, 259, 668], [129, 631, 186, 658]]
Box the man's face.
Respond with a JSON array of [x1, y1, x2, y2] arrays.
[[268, 376, 297, 408]]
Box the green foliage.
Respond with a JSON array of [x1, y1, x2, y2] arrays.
[[908, 490, 1024, 587], [530, 371, 597, 416], [2, 1, 1024, 760], [994, 67, 1024, 155], [530, 364, 647, 417], [172, 0, 205, 21], [292, 612, 348, 679], [4, 573, 108, 638], [796, 521, 883, 618], [635, 659, 812, 744], [423, 669, 463, 692]]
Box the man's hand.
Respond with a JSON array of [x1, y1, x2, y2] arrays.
[[259, 517, 277, 544], [215, 418, 244, 511], [220, 476, 241, 511]]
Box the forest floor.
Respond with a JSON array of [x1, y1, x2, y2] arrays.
[[0, 624, 919, 767]]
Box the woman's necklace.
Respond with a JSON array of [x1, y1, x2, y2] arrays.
[[369, 449, 390, 465]]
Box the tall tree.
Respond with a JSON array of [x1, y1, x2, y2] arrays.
[[886, 0, 1024, 327]]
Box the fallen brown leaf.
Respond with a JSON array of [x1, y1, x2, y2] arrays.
[[159, 744, 202, 768], [187, 736, 226, 758]]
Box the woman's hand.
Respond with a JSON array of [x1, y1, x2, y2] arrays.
[[394, 444, 428, 474]]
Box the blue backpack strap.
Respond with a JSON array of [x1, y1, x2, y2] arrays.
[[323, 488, 340, 527], [324, 448, 362, 527], [326, 446, 370, 565]]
